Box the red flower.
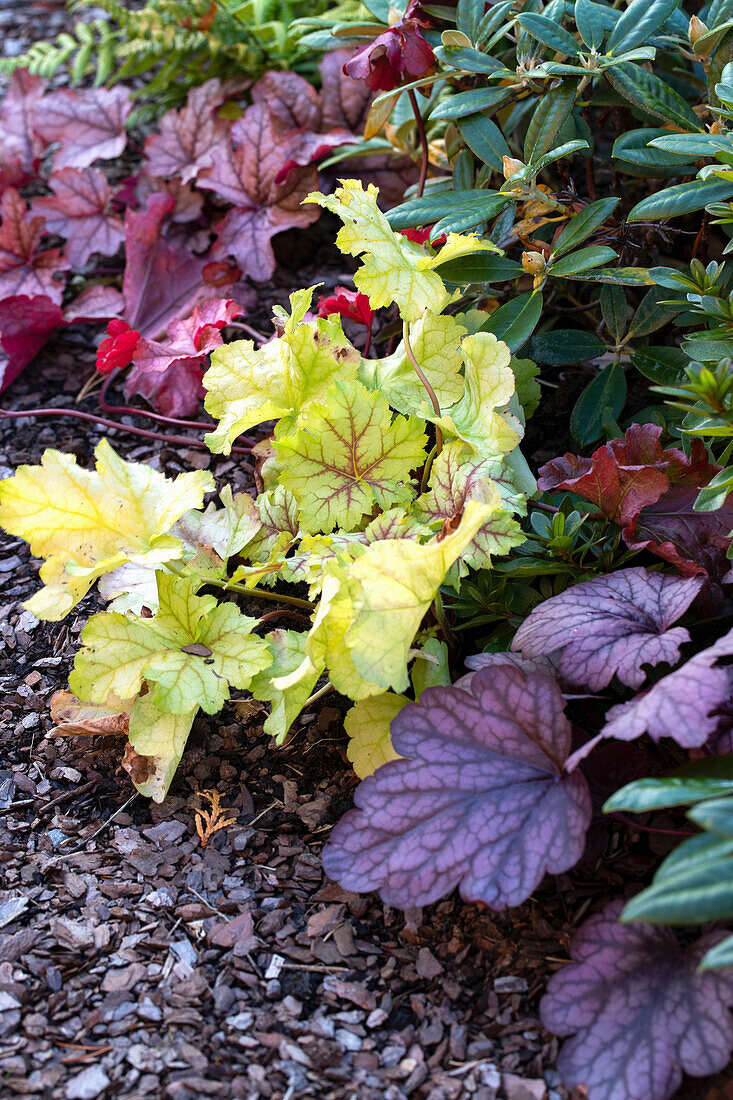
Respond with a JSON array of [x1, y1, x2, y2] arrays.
[[400, 225, 447, 246], [343, 1, 435, 93], [318, 287, 374, 327], [96, 319, 140, 375]]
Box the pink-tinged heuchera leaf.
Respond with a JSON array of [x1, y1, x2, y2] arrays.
[[96, 319, 141, 375], [143, 78, 230, 184], [602, 624, 733, 747], [251, 70, 322, 132], [0, 68, 47, 176], [135, 174, 204, 224], [511, 567, 702, 691], [63, 285, 124, 324], [343, 0, 435, 92], [318, 287, 374, 327], [32, 167, 125, 269], [0, 294, 63, 391], [323, 665, 591, 910], [33, 86, 132, 171], [0, 188, 69, 304], [122, 193, 226, 337], [123, 298, 243, 416], [541, 900, 733, 1100], [320, 50, 373, 133], [198, 105, 320, 281]]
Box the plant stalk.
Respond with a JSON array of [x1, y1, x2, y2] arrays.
[[403, 321, 442, 455]]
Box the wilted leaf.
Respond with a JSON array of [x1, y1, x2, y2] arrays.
[[49, 689, 129, 737], [512, 567, 703, 690], [323, 664, 591, 908], [541, 900, 733, 1100], [0, 188, 68, 303], [276, 378, 427, 533], [198, 104, 320, 281], [0, 438, 213, 620], [33, 86, 132, 170], [305, 180, 495, 322], [143, 78, 230, 184], [70, 573, 271, 715], [602, 625, 733, 748], [32, 167, 125, 269], [203, 286, 359, 453]]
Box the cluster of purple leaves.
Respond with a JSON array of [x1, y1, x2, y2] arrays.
[[0, 58, 415, 414], [324, 564, 733, 1100]]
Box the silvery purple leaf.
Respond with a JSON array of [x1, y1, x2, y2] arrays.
[[323, 666, 591, 910], [602, 625, 733, 747], [541, 900, 733, 1100], [458, 651, 555, 691], [511, 567, 702, 690]]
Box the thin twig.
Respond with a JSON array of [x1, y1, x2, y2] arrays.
[[408, 89, 429, 198], [99, 370, 218, 432], [302, 681, 334, 708]]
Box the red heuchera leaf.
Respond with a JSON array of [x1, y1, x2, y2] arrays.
[[323, 665, 591, 910], [320, 49, 373, 133], [251, 71, 322, 132], [96, 319, 141, 375], [541, 900, 733, 1100], [624, 485, 733, 582], [0, 294, 63, 391], [198, 105, 320, 281], [602, 624, 733, 747], [122, 193, 231, 337], [343, 0, 435, 92], [135, 174, 204, 224], [0, 68, 47, 176], [32, 167, 125, 269], [124, 298, 242, 416], [143, 78, 230, 184], [0, 188, 69, 303], [317, 287, 374, 327], [33, 86, 132, 171], [511, 567, 702, 690]]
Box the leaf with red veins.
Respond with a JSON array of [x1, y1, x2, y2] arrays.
[[511, 567, 703, 691], [0, 188, 68, 304], [198, 105, 320, 281], [143, 78, 230, 184], [122, 192, 224, 337], [541, 900, 733, 1100], [33, 86, 132, 170], [135, 174, 204, 223], [623, 484, 733, 582], [320, 49, 373, 133], [0, 294, 64, 391], [0, 68, 47, 174], [602, 624, 733, 747], [251, 70, 322, 132], [323, 665, 591, 910], [124, 298, 243, 417], [32, 167, 125, 269]]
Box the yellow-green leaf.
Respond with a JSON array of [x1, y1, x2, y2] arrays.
[[203, 286, 359, 454], [249, 628, 321, 743], [345, 693, 405, 778], [0, 439, 214, 621], [305, 180, 495, 322], [275, 378, 427, 534], [126, 695, 198, 803], [70, 574, 271, 715]]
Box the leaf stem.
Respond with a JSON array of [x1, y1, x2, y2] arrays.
[[303, 681, 334, 708], [432, 589, 454, 645], [420, 444, 438, 493], [210, 577, 314, 610], [408, 90, 429, 199], [402, 321, 442, 455]]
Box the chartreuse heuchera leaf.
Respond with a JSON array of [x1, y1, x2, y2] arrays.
[[126, 695, 198, 803], [203, 285, 360, 454], [540, 900, 733, 1100], [324, 665, 591, 908], [276, 378, 428, 533], [70, 573, 271, 715], [304, 180, 497, 322], [0, 438, 213, 620], [248, 628, 320, 744]]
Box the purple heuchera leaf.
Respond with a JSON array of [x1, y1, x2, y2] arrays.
[[33, 86, 131, 171], [541, 900, 733, 1100], [511, 567, 702, 691], [323, 665, 591, 910], [602, 624, 733, 747]]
